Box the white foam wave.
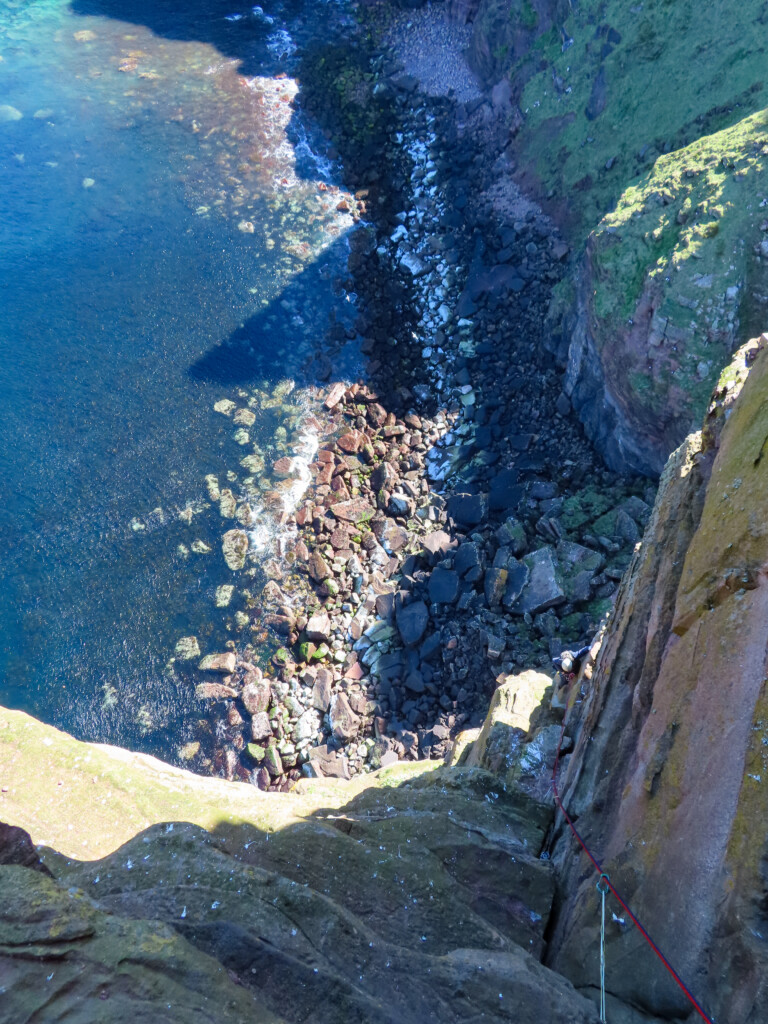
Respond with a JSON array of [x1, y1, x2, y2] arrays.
[[281, 420, 319, 511], [244, 386, 320, 557], [266, 29, 297, 61], [293, 136, 335, 182]]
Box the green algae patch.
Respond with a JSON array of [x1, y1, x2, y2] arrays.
[[559, 486, 615, 532]]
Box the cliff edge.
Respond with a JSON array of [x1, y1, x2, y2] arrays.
[[0, 701, 602, 1023]]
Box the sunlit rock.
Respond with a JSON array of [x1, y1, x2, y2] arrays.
[[198, 652, 236, 674], [240, 453, 265, 473], [219, 489, 237, 518], [174, 636, 201, 661], [204, 474, 220, 502], [233, 408, 256, 427], [222, 529, 249, 570]]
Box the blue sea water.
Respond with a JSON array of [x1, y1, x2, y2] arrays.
[[0, 0, 358, 760]]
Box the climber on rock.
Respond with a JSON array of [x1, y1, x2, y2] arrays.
[[551, 645, 591, 709], [553, 645, 591, 683]]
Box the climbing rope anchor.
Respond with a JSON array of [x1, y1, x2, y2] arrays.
[[596, 873, 610, 1022]]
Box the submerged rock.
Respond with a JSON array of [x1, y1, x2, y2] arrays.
[[214, 584, 234, 608], [198, 652, 236, 674], [233, 408, 256, 427], [195, 682, 238, 700], [219, 489, 237, 518], [174, 636, 201, 661], [240, 453, 265, 474], [213, 399, 236, 416], [204, 474, 220, 502], [222, 529, 249, 570], [0, 105, 23, 123]]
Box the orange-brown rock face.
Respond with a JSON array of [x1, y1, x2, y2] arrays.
[[548, 337, 768, 1022]]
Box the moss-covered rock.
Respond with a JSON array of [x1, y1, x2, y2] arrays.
[[558, 109, 768, 474], [0, 703, 605, 1023]]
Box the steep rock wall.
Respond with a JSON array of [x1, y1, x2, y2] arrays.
[[451, 0, 768, 476], [547, 337, 768, 1022]]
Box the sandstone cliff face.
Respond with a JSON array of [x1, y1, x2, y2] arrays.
[[548, 338, 768, 1022]]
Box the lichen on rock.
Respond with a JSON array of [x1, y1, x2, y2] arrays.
[[547, 339, 768, 1021]]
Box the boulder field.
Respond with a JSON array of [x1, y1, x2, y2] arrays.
[[5, 0, 768, 1017]]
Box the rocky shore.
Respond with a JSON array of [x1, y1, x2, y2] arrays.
[[176, 6, 655, 791]]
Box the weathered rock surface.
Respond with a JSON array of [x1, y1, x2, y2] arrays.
[[222, 528, 249, 570], [198, 652, 237, 674], [543, 98, 768, 477], [0, 705, 604, 1024], [548, 339, 768, 1021]]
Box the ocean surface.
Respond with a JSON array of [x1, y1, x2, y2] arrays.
[[0, 0, 360, 761]]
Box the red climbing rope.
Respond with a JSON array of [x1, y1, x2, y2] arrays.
[[551, 681, 715, 1024]]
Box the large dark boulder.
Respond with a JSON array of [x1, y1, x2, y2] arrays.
[[396, 600, 430, 647]]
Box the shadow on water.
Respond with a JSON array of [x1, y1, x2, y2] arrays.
[[70, 0, 325, 78], [187, 232, 361, 389], [70, 0, 438, 415], [0, 0, 467, 763]]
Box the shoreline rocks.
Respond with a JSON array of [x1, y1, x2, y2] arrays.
[[179, 10, 656, 792]]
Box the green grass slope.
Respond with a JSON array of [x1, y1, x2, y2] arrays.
[[581, 108, 768, 436], [499, 0, 768, 238]]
